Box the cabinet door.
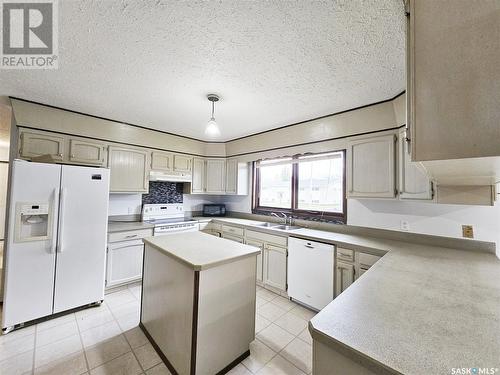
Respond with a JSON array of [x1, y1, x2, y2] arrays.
[[69, 139, 106, 165], [151, 151, 173, 171], [108, 146, 149, 193], [106, 240, 144, 287], [191, 157, 206, 193], [246, 239, 264, 283], [20, 131, 65, 160], [399, 130, 433, 200], [263, 244, 287, 291], [335, 260, 354, 297], [206, 159, 226, 194], [225, 159, 238, 194], [407, 0, 500, 161], [347, 134, 396, 198], [173, 154, 192, 172]]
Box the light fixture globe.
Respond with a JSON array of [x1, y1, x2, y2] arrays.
[[205, 117, 220, 137], [205, 94, 221, 137]]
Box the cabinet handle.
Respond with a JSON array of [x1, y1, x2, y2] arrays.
[[71, 154, 75, 158], [125, 234, 138, 238], [58, 153, 63, 157]]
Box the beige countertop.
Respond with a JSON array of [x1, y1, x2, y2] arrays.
[[107, 221, 155, 233], [143, 231, 260, 271], [200, 216, 500, 374]]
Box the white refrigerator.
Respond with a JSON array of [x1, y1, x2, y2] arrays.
[[2, 160, 110, 331]]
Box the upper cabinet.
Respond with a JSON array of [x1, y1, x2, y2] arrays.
[[19, 131, 65, 161], [225, 159, 248, 195], [398, 130, 433, 200], [205, 159, 226, 194], [173, 154, 192, 173], [69, 139, 106, 166], [191, 157, 206, 194], [347, 134, 396, 198], [188, 157, 249, 195], [108, 146, 149, 193], [406, 0, 500, 161], [151, 151, 173, 171]]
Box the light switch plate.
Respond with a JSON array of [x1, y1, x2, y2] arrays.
[[462, 225, 474, 239]]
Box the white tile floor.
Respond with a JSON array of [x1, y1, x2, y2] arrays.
[[0, 284, 315, 375]]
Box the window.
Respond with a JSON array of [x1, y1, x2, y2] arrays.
[[254, 150, 346, 221]]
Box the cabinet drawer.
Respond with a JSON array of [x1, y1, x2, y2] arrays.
[[223, 233, 244, 243], [358, 252, 381, 269], [108, 228, 153, 243], [245, 230, 287, 247], [336, 247, 354, 262], [222, 225, 244, 236]]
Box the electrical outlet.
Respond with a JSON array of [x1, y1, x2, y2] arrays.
[[462, 225, 474, 239], [400, 220, 410, 231]]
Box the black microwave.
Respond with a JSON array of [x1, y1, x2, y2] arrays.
[[202, 204, 226, 217]]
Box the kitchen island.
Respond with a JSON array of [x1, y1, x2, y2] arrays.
[[140, 232, 260, 375]]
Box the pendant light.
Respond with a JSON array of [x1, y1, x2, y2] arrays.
[[205, 94, 221, 137]]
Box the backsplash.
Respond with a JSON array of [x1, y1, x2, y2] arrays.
[[142, 181, 183, 204]]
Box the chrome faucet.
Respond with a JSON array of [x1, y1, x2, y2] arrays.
[[270, 212, 288, 225]]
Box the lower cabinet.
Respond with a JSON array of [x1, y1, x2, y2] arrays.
[[335, 247, 382, 297], [335, 260, 355, 297], [262, 243, 287, 292], [246, 239, 264, 284], [106, 239, 144, 288], [106, 228, 153, 288], [222, 233, 244, 243]]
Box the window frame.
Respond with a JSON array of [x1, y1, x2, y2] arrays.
[[252, 149, 347, 222]]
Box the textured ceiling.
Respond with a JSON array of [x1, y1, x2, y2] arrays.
[[0, 0, 406, 141]]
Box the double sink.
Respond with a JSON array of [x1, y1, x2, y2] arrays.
[[252, 222, 302, 231]]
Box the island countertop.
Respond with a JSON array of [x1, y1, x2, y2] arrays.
[[143, 231, 260, 271]]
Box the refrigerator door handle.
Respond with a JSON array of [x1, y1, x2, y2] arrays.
[[57, 187, 67, 253], [51, 188, 59, 253]]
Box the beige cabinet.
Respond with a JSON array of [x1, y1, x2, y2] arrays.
[[246, 239, 264, 283], [191, 157, 206, 193], [223, 233, 244, 243], [355, 252, 381, 281], [398, 130, 433, 200], [206, 159, 226, 194], [69, 139, 106, 165], [190, 158, 230, 195], [335, 248, 382, 297], [108, 146, 149, 193], [406, 0, 500, 161], [263, 243, 287, 292], [225, 159, 249, 195], [151, 151, 173, 171], [19, 131, 65, 161], [347, 134, 396, 198], [335, 260, 354, 297], [173, 154, 192, 173]]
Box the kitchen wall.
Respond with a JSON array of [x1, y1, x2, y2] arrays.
[[108, 182, 224, 217], [348, 199, 500, 252], [218, 168, 500, 253]]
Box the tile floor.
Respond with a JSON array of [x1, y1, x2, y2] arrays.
[[0, 284, 316, 375]]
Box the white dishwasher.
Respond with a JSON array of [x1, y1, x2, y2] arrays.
[[288, 237, 335, 311]]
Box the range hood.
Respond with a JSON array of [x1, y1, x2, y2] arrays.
[[149, 170, 192, 182]]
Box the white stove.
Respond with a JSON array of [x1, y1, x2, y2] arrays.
[[142, 204, 198, 236]]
